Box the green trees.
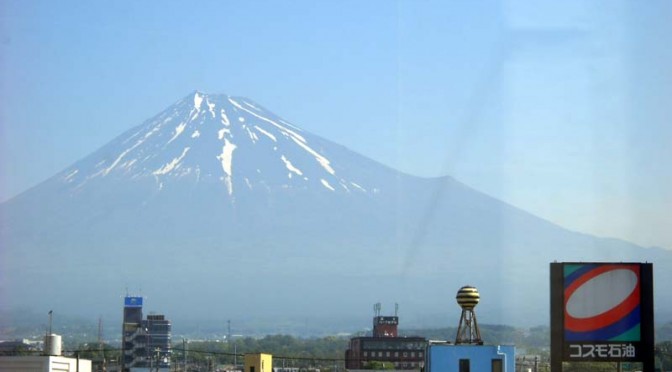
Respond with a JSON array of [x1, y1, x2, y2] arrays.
[[183, 335, 349, 370], [363, 361, 396, 369], [656, 341, 672, 370]]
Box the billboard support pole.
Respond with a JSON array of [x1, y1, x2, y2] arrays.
[[641, 264, 655, 372], [550, 263, 563, 372]]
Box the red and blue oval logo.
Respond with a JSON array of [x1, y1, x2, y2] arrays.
[[563, 264, 641, 341]]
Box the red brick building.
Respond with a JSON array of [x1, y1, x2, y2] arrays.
[[345, 314, 426, 370]]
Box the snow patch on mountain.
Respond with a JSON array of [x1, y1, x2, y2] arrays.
[[289, 136, 335, 175], [194, 92, 204, 110], [321, 179, 335, 191], [254, 126, 277, 142], [228, 98, 307, 143], [281, 155, 303, 176], [154, 147, 190, 176], [243, 101, 261, 111], [207, 99, 216, 118], [102, 138, 143, 176], [350, 182, 366, 192], [217, 138, 237, 195], [221, 109, 230, 126], [167, 122, 187, 144], [245, 127, 259, 143], [63, 169, 79, 182]]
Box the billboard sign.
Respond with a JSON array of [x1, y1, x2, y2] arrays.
[[550, 263, 653, 369], [376, 316, 399, 325], [124, 296, 143, 308]]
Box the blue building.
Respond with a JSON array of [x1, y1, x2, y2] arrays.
[[425, 343, 515, 372]]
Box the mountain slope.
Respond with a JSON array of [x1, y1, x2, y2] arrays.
[[1, 92, 670, 329]]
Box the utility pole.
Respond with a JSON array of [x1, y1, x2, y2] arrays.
[[98, 317, 103, 349], [98, 317, 106, 371], [146, 327, 152, 372], [183, 338, 187, 372], [154, 347, 160, 372]]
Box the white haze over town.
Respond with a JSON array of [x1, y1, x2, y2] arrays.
[[1, 0, 671, 255]]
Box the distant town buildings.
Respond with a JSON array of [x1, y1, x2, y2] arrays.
[[344, 303, 426, 370], [121, 296, 171, 372], [0, 334, 92, 372], [1, 285, 525, 372], [0, 339, 42, 354]]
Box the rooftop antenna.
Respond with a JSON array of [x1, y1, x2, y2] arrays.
[[48, 310, 53, 335], [395, 303, 399, 317], [98, 317, 104, 350], [44, 310, 53, 356], [373, 302, 381, 317]]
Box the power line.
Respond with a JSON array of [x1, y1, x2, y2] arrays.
[[60, 348, 348, 363]]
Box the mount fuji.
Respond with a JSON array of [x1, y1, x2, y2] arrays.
[[1, 91, 670, 331]]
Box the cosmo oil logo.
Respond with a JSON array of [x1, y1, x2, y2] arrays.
[[563, 263, 641, 342]]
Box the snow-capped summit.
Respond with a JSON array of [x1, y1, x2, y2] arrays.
[[61, 91, 373, 198]]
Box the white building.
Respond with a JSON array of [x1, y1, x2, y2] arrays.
[[0, 355, 92, 372]]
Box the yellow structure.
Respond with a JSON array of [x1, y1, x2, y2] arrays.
[[455, 285, 483, 345], [244, 353, 272, 372], [456, 285, 480, 309]]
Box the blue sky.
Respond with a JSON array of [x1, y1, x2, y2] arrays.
[[1, 0, 671, 249]]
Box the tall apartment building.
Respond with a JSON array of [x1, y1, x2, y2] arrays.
[[121, 296, 171, 372]]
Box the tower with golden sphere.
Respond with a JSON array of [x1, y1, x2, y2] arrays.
[[455, 285, 483, 345]]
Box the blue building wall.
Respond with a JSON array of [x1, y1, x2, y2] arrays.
[[426, 344, 515, 372]]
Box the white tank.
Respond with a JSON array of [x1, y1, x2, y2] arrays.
[[44, 334, 62, 356]]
